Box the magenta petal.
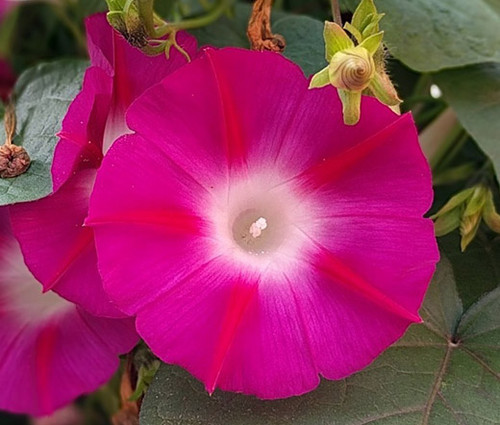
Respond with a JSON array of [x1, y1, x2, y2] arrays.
[[87, 134, 212, 314], [0, 221, 137, 416], [10, 170, 123, 317], [297, 113, 434, 217], [15, 14, 197, 318], [89, 48, 439, 399], [52, 66, 112, 192], [135, 260, 319, 398], [308, 216, 438, 314], [127, 48, 399, 181]]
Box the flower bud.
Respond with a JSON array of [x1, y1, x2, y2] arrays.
[[328, 46, 375, 92], [106, 0, 148, 48]]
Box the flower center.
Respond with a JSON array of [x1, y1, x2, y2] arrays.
[[231, 208, 285, 255]]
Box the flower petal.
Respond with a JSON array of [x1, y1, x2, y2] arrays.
[[10, 169, 123, 318], [0, 223, 137, 416], [127, 48, 399, 183], [296, 113, 433, 217]]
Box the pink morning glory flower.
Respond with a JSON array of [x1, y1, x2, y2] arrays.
[[9, 14, 197, 317], [0, 208, 138, 417], [87, 48, 439, 398]]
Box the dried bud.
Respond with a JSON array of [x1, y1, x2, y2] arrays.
[[0, 144, 31, 178], [106, 0, 148, 48], [329, 46, 375, 92]]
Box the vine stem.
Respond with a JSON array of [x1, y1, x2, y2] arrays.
[[160, 0, 233, 32], [331, 0, 342, 26], [3, 103, 16, 146]]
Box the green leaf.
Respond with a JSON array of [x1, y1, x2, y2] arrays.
[[273, 15, 325, 76], [354, 0, 500, 72], [438, 230, 500, 309], [0, 60, 87, 206], [190, 3, 325, 76], [140, 260, 500, 425], [433, 63, 500, 176]]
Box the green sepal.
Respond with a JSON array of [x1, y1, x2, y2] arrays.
[[309, 66, 330, 89], [463, 186, 487, 217], [351, 0, 377, 33], [362, 13, 385, 38], [338, 89, 361, 126], [343, 22, 363, 44], [482, 190, 500, 233], [359, 31, 384, 55], [136, 0, 156, 36], [368, 71, 401, 106], [434, 207, 462, 236], [431, 187, 475, 219], [130, 360, 161, 402], [323, 21, 354, 62], [460, 213, 482, 252]]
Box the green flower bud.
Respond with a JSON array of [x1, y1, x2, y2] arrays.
[[432, 185, 500, 251], [328, 46, 376, 92]]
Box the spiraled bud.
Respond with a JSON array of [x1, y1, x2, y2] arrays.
[[0, 144, 31, 178], [328, 46, 375, 92]]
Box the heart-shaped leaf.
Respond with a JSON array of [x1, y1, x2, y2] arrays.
[[345, 0, 500, 72]]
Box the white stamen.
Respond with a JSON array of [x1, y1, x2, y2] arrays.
[[249, 217, 268, 238]]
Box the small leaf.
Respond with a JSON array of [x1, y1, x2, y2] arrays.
[[323, 21, 353, 62], [309, 67, 330, 89], [0, 60, 87, 206]]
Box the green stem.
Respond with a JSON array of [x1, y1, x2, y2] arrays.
[[161, 0, 233, 32], [137, 0, 157, 36], [434, 131, 469, 172], [50, 4, 87, 55], [430, 125, 464, 171]]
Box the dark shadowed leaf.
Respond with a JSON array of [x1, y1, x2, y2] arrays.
[[434, 63, 500, 176], [0, 60, 87, 206], [140, 259, 500, 425], [438, 230, 500, 309]]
